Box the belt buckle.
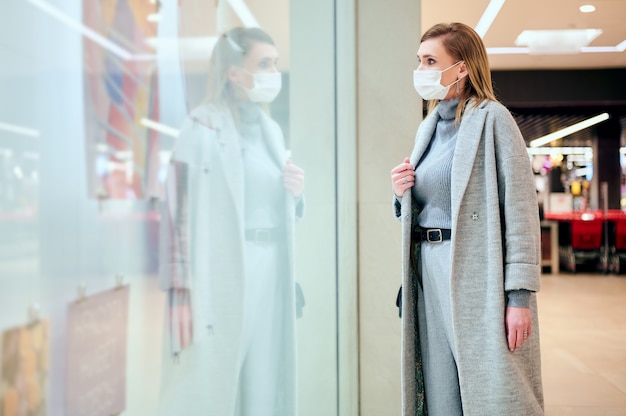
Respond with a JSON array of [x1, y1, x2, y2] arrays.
[[255, 229, 271, 243], [426, 229, 443, 243]]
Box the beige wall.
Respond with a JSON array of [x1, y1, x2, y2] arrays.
[[356, 1, 422, 415]]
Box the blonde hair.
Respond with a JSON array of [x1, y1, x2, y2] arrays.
[[421, 22, 497, 122], [204, 27, 275, 113]]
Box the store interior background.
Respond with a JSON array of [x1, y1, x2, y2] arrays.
[[0, 0, 625, 415]]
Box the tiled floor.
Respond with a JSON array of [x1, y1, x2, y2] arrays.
[[539, 273, 626, 415]]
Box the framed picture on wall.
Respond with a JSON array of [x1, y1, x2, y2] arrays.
[[83, 0, 161, 200]]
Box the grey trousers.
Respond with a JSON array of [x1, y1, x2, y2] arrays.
[[157, 240, 291, 416], [417, 240, 463, 416], [236, 240, 284, 416]]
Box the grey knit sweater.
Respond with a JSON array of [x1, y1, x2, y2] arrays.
[[411, 98, 529, 308], [238, 103, 285, 229]]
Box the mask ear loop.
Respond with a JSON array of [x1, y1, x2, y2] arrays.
[[224, 34, 247, 90], [454, 60, 464, 95]]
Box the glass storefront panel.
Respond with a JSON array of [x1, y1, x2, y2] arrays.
[[0, 1, 355, 414]]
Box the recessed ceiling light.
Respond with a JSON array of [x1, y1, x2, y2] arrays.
[[489, 38, 626, 55], [529, 113, 609, 148], [474, 0, 506, 38], [579, 5, 596, 13], [515, 29, 602, 54], [526, 147, 591, 156]]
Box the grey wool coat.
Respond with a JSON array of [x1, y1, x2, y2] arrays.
[[395, 99, 544, 416], [158, 103, 303, 415]]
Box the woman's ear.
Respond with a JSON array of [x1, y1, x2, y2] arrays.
[[458, 61, 468, 78]]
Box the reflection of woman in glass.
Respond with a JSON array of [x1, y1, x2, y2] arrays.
[[158, 27, 304, 415]]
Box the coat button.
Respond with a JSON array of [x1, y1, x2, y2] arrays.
[[472, 212, 479, 220]]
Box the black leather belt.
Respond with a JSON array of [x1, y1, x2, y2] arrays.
[[416, 228, 451, 243], [245, 228, 282, 243]]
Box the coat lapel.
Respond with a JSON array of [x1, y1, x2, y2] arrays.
[[410, 110, 439, 167], [258, 112, 287, 167], [215, 112, 245, 221], [450, 101, 488, 221], [217, 108, 287, 225]]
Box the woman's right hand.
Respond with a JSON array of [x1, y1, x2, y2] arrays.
[[391, 157, 415, 197], [170, 288, 192, 352]]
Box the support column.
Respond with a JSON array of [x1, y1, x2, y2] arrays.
[[593, 118, 622, 210], [356, 1, 420, 415]]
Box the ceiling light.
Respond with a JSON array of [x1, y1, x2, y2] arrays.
[[486, 47, 529, 54], [529, 113, 609, 147], [0, 121, 41, 138], [515, 29, 602, 54], [580, 46, 621, 53], [489, 38, 626, 55], [474, 0, 506, 38], [579, 5, 596, 13], [526, 147, 591, 155]]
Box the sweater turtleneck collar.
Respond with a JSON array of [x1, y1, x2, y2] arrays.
[[238, 101, 262, 124], [437, 98, 459, 121]]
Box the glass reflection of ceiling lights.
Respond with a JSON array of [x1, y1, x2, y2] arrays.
[[140, 118, 179, 138], [145, 0, 259, 61], [0, 121, 40, 138], [144, 0, 259, 27], [26, 0, 155, 61]]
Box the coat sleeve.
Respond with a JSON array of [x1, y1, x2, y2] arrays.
[[159, 116, 212, 291], [159, 159, 192, 291], [393, 195, 402, 219], [492, 105, 541, 292]]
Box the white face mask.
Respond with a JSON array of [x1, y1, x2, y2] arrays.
[[413, 61, 462, 100], [240, 70, 282, 103]]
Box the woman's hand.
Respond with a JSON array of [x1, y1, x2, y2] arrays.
[[391, 157, 415, 197], [283, 159, 304, 198], [505, 306, 532, 351], [170, 288, 192, 351]]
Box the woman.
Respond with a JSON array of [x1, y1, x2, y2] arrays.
[[158, 27, 304, 415], [391, 23, 543, 416]]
